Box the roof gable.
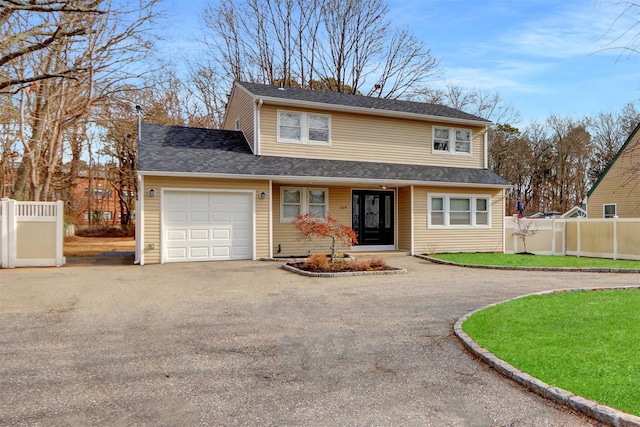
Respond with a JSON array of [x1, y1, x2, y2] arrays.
[[587, 121, 640, 198], [236, 81, 490, 125]]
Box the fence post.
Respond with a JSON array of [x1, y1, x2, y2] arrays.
[[613, 216, 618, 260], [7, 199, 16, 268], [55, 200, 64, 267], [551, 218, 556, 254], [1, 198, 8, 268], [577, 217, 582, 258]]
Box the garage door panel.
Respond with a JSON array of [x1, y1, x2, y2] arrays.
[[165, 211, 188, 224], [167, 247, 187, 260], [189, 229, 209, 240], [189, 247, 210, 258], [163, 191, 254, 262], [167, 229, 187, 241], [233, 246, 251, 257], [212, 247, 230, 257], [212, 229, 231, 240], [233, 228, 251, 239], [189, 193, 210, 205], [233, 211, 252, 222], [211, 212, 230, 222], [189, 212, 209, 223]]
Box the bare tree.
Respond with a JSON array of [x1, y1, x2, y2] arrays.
[[195, 0, 440, 125], [587, 102, 640, 184], [4, 0, 161, 201]]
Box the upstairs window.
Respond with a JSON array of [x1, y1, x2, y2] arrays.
[[278, 110, 331, 145], [433, 126, 472, 154]]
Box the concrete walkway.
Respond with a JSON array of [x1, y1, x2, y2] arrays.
[[2, 256, 633, 426]]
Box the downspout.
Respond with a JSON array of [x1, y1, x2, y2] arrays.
[[268, 179, 273, 259], [255, 99, 263, 155], [483, 127, 489, 169], [410, 185, 415, 256], [136, 173, 144, 265]]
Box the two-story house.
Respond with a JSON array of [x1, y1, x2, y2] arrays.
[[135, 81, 510, 264]]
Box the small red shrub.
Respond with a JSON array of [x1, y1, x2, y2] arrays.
[[368, 257, 388, 269], [304, 252, 331, 270]]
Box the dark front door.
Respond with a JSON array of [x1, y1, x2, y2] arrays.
[[352, 190, 394, 246]]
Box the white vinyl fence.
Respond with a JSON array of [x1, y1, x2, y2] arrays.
[[0, 198, 65, 268], [505, 216, 640, 261]]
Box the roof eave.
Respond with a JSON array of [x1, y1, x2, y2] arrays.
[[256, 95, 491, 127], [138, 170, 511, 189]]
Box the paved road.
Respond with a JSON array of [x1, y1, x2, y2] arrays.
[[2, 256, 635, 426]]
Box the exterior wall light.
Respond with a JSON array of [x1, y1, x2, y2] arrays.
[[149, 189, 156, 197], [260, 191, 266, 199]]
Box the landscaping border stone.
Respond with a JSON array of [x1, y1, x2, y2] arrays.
[[417, 254, 640, 273], [454, 286, 640, 427], [280, 263, 406, 277]]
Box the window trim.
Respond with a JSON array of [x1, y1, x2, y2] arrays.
[[603, 203, 617, 218], [277, 109, 331, 146], [280, 187, 329, 222], [432, 126, 473, 155], [427, 194, 491, 228]]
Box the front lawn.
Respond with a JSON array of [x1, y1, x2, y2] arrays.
[[463, 289, 640, 416], [429, 252, 640, 270]]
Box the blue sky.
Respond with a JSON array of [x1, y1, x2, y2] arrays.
[[158, 0, 640, 126]]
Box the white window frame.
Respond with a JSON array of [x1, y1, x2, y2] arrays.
[[280, 187, 329, 222], [277, 109, 331, 145], [432, 126, 472, 155], [234, 117, 240, 131], [603, 203, 617, 218], [427, 194, 491, 228]]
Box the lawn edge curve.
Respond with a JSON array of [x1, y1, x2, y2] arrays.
[[454, 286, 640, 427], [417, 254, 640, 273]]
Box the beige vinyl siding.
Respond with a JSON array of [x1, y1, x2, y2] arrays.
[[413, 186, 504, 254], [272, 184, 354, 256], [141, 176, 270, 264], [259, 104, 485, 168], [397, 186, 412, 251], [222, 85, 256, 153], [587, 134, 640, 218]]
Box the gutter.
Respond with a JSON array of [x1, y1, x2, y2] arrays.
[[137, 170, 512, 189]]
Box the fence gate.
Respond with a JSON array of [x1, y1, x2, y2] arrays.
[[0, 198, 65, 268]]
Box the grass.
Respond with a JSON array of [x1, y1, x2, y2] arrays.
[[429, 252, 640, 270], [463, 289, 640, 415]]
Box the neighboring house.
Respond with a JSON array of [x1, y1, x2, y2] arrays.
[[587, 122, 640, 218], [70, 173, 119, 226], [136, 81, 510, 264]]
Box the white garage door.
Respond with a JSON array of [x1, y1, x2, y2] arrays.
[[163, 191, 253, 262]]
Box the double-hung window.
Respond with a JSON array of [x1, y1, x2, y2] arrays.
[[278, 110, 330, 145], [428, 195, 490, 227], [281, 187, 328, 221], [432, 126, 472, 154]]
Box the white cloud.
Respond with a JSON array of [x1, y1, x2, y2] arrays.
[[497, 1, 638, 59]]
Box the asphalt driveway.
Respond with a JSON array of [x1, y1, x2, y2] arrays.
[[2, 256, 635, 426]]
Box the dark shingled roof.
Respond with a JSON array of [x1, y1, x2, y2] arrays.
[[139, 124, 510, 187], [237, 81, 491, 124]]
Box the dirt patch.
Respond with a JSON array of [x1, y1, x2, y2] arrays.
[[64, 236, 135, 257]]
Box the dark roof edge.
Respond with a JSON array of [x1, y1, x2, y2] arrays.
[[137, 170, 512, 189], [235, 81, 492, 126], [587, 121, 640, 198]]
